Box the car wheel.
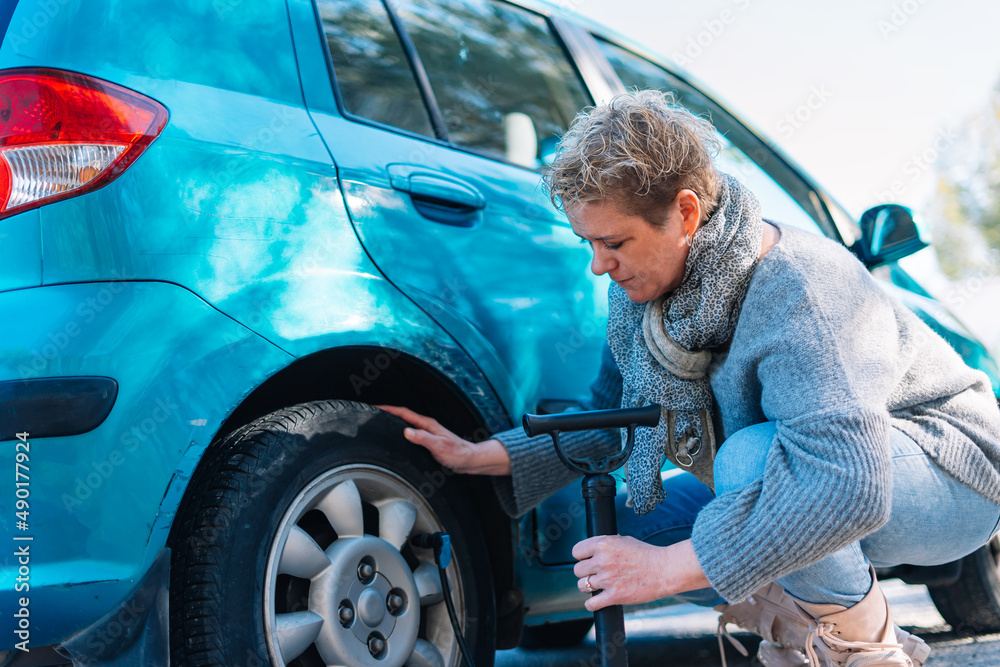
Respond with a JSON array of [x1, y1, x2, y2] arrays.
[[519, 618, 595, 648], [927, 535, 1000, 635], [168, 399, 496, 666]]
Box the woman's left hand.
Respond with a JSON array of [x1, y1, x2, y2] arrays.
[[572, 536, 710, 611]]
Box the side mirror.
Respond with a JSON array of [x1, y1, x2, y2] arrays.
[[851, 204, 929, 268]]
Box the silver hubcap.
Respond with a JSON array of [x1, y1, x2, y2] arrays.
[[264, 465, 461, 667]]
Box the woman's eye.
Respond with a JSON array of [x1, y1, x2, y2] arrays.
[[577, 237, 621, 250]]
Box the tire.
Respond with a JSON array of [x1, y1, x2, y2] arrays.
[[928, 535, 1000, 635], [519, 618, 594, 649], [168, 400, 496, 667]]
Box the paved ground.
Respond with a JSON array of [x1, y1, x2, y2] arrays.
[[497, 581, 1000, 666]]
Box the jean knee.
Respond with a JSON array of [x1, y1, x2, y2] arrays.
[[617, 472, 713, 542], [714, 421, 775, 495]]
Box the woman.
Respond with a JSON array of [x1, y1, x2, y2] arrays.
[[378, 90, 1000, 667]]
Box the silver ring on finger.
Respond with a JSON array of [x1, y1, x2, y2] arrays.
[[585, 574, 593, 593]]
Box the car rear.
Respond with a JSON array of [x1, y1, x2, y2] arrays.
[[0, 0, 323, 651]]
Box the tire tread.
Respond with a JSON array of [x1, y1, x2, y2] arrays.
[[928, 544, 1000, 635], [168, 399, 490, 666]]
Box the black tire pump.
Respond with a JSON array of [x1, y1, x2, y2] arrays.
[[522, 405, 661, 667]]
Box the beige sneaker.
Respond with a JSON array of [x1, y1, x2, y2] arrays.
[[795, 568, 911, 667], [716, 582, 812, 665], [716, 568, 930, 667], [755, 625, 930, 667]]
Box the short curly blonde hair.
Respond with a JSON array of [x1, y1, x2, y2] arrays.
[[544, 89, 721, 226]]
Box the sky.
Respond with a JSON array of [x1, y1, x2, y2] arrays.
[[569, 0, 1000, 353]]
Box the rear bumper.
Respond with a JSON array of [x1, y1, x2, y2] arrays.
[[0, 280, 291, 647]]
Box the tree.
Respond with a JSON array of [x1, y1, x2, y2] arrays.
[[926, 79, 1000, 279]]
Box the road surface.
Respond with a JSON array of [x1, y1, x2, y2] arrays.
[[497, 580, 1000, 666]]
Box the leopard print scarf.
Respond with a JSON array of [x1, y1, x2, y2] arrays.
[[607, 173, 763, 514]]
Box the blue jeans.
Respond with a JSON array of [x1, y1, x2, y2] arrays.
[[616, 421, 1000, 606]]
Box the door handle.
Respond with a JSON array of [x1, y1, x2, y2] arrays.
[[386, 164, 485, 227], [406, 173, 485, 209]]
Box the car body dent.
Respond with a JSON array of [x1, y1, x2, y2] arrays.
[[0, 280, 291, 645], [30, 71, 527, 425], [289, 2, 612, 422], [0, 276, 504, 646]]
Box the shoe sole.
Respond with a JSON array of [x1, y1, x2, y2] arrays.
[[757, 629, 931, 667], [896, 628, 931, 667]]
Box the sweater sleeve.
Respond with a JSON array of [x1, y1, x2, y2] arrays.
[[490, 341, 624, 517], [691, 247, 900, 603]]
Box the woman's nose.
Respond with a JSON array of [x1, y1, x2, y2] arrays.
[[590, 247, 616, 276]]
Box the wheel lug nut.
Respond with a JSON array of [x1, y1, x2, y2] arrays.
[[358, 562, 375, 583], [387, 593, 404, 613], [368, 635, 386, 656], [338, 604, 354, 626]]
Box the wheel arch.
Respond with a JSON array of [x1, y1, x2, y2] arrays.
[[170, 343, 522, 649], [216, 345, 493, 440]]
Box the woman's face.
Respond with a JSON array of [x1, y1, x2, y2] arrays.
[[566, 191, 701, 303]]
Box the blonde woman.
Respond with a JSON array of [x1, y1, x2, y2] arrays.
[[380, 90, 1000, 666]]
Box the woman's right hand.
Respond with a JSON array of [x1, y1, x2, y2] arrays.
[[375, 404, 512, 476]]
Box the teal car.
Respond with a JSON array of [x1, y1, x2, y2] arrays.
[[1, 0, 998, 665]]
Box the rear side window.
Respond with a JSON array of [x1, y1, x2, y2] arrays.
[[595, 37, 827, 236], [0, 3, 16, 46], [318, 0, 435, 137], [598, 38, 676, 96], [394, 0, 592, 168]]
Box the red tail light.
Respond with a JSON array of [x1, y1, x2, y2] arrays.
[[0, 68, 168, 219]]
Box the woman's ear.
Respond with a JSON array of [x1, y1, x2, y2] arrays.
[[674, 189, 702, 236]]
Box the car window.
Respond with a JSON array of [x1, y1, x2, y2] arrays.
[[714, 137, 822, 234], [318, 0, 436, 138], [393, 0, 592, 168], [0, 3, 16, 44], [595, 37, 827, 236]]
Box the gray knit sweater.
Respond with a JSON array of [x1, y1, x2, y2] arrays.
[[490, 223, 1000, 603]]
